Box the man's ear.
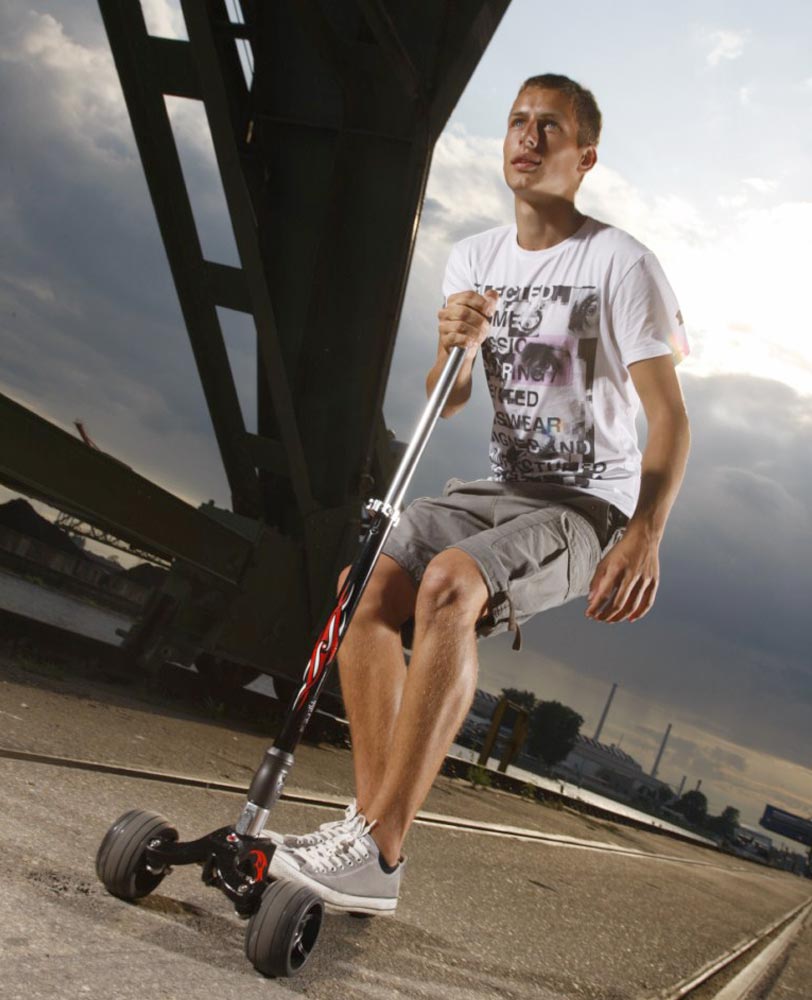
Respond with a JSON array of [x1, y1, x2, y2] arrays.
[[579, 146, 598, 175]]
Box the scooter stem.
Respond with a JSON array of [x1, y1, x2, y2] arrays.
[[236, 346, 467, 836]]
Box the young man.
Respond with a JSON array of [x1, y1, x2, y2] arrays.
[[268, 74, 691, 915]]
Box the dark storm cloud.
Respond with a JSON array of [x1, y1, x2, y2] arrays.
[[0, 5, 247, 503], [516, 547, 811, 769], [659, 375, 812, 654]]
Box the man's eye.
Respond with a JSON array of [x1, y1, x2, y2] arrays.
[[542, 120, 559, 130]]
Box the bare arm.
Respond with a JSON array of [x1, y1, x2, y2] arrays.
[[585, 354, 691, 623], [427, 289, 499, 417]]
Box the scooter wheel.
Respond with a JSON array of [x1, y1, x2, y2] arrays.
[[245, 879, 324, 977], [96, 809, 178, 901]]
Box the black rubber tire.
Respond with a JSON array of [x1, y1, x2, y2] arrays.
[[95, 809, 178, 901], [245, 879, 324, 978]]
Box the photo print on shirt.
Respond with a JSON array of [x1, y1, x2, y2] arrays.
[[477, 282, 604, 487]]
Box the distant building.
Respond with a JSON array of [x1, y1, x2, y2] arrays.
[[460, 690, 673, 804], [533, 733, 672, 803], [732, 825, 773, 861]]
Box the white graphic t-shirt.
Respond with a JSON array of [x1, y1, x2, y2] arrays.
[[442, 217, 690, 518]]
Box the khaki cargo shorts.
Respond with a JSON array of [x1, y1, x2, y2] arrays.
[[380, 477, 628, 652]]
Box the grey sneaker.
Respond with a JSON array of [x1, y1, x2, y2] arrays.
[[262, 799, 359, 850], [269, 819, 404, 915]]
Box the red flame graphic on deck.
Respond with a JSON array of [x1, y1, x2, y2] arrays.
[[248, 849, 268, 882], [293, 581, 355, 711]]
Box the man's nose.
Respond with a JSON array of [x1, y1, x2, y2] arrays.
[[523, 121, 539, 148]]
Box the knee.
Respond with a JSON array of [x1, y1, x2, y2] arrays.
[[417, 550, 489, 621], [335, 558, 416, 630]]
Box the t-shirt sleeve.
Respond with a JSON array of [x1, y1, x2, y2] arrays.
[[441, 240, 475, 306], [611, 253, 690, 366]]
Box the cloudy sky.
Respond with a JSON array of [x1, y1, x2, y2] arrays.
[[1, 1, 810, 841]]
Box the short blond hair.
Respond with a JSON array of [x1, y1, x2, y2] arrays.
[[519, 73, 602, 147]]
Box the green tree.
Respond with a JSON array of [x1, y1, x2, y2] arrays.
[[719, 806, 740, 836], [526, 700, 584, 766], [673, 790, 708, 825], [706, 805, 740, 840]]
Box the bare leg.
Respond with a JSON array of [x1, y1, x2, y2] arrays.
[[362, 548, 489, 866], [336, 555, 418, 815]]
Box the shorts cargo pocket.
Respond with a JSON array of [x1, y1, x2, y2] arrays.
[[475, 534, 570, 653], [507, 543, 569, 634], [561, 510, 602, 600], [473, 509, 603, 652]]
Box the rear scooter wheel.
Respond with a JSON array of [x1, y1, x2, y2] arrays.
[[245, 879, 323, 977], [96, 809, 178, 901]]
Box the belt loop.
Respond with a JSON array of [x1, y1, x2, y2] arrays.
[[604, 505, 614, 549], [604, 504, 628, 548]]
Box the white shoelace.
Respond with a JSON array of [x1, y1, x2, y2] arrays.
[[291, 799, 359, 846], [293, 816, 377, 873]]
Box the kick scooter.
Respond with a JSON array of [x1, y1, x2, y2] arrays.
[[95, 346, 467, 977]]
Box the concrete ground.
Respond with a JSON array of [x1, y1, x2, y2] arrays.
[[1, 648, 810, 1000]]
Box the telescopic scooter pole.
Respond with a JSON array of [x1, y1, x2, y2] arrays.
[[235, 346, 467, 837]]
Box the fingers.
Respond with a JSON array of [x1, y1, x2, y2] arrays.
[[588, 571, 658, 623], [604, 569, 647, 622], [446, 289, 500, 316], [586, 544, 659, 624], [585, 563, 621, 619], [628, 579, 658, 622], [438, 291, 500, 355], [438, 300, 498, 334], [604, 579, 644, 623], [437, 304, 493, 329], [437, 325, 482, 356]]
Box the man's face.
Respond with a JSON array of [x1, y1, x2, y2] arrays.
[[502, 87, 594, 201]]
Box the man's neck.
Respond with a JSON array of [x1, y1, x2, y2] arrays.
[[514, 197, 585, 251]]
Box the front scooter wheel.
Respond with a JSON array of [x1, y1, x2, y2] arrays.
[[245, 879, 323, 977], [96, 809, 178, 900]]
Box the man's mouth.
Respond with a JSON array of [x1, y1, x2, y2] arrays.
[[511, 156, 541, 168]]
